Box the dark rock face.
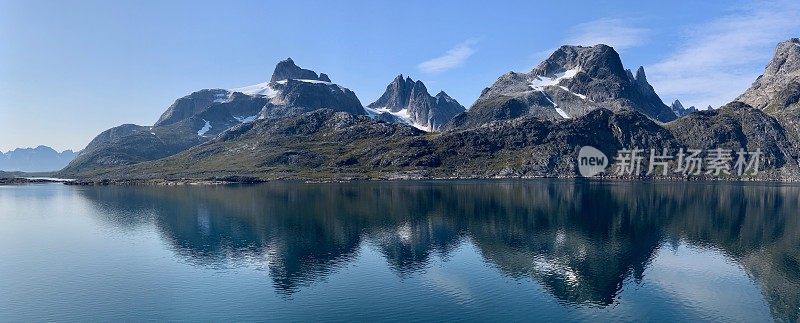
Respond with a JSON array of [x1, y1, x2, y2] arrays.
[[369, 75, 416, 111], [666, 102, 798, 169], [155, 89, 228, 127], [367, 75, 465, 131], [270, 58, 329, 82], [670, 100, 699, 117], [735, 38, 800, 152], [261, 79, 365, 119], [448, 44, 677, 130], [0, 146, 77, 172], [88, 108, 681, 180]]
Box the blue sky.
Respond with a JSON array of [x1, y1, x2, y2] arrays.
[[1, 0, 799, 152]]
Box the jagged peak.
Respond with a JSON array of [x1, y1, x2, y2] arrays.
[[531, 43, 623, 78], [270, 58, 327, 83], [635, 66, 647, 83], [671, 99, 683, 109], [778, 37, 800, 48], [319, 73, 331, 82], [410, 79, 429, 95]]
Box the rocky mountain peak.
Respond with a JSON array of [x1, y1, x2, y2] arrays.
[[319, 73, 331, 82], [736, 38, 800, 110], [410, 80, 429, 95], [531, 44, 625, 79], [671, 99, 684, 110], [451, 43, 677, 129], [368, 75, 465, 131], [635, 66, 648, 84], [670, 99, 700, 117], [270, 58, 327, 82]]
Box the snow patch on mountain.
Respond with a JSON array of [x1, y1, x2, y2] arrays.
[[365, 106, 431, 131], [213, 92, 228, 103], [554, 107, 571, 119], [558, 86, 587, 100], [275, 79, 347, 92], [230, 82, 279, 98], [537, 90, 571, 119], [275, 79, 331, 85], [529, 68, 580, 90], [197, 119, 212, 136], [234, 115, 258, 123]]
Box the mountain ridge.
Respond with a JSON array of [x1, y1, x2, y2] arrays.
[[1, 145, 77, 172], [57, 38, 800, 182], [366, 75, 465, 131]]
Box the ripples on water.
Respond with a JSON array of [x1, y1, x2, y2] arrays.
[[0, 180, 798, 321]]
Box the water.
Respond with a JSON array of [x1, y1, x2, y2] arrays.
[[0, 180, 798, 322]]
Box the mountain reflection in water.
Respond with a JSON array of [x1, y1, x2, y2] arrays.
[[73, 180, 799, 321]]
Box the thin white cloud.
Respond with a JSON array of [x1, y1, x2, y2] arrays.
[[523, 18, 646, 71], [565, 18, 648, 50], [417, 39, 478, 74], [648, 1, 800, 109]]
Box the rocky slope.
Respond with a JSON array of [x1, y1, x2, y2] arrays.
[[70, 107, 683, 180], [447, 44, 677, 130], [366, 75, 465, 131], [736, 38, 800, 145], [665, 101, 799, 171]]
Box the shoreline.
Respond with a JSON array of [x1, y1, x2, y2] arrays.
[[42, 174, 800, 186]]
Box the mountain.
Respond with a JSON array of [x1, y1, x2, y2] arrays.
[[665, 101, 799, 171], [60, 40, 800, 181], [0, 146, 77, 172], [70, 107, 684, 180], [365, 75, 465, 131], [446, 44, 677, 130], [60, 59, 364, 176], [670, 100, 700, 117], [736, 38, 800, 110], [736, 38, 800, 144]]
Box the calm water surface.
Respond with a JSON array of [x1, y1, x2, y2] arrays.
[[0, 180, 798, 322]]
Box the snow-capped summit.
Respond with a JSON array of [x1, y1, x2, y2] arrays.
[[446, 44, 677, 130]]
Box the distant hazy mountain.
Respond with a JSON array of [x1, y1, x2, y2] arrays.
[[0, 146, 77, 172], [670, 100, 701, 117], [366, 75, 465, 131]]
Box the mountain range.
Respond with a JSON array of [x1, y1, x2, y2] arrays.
[[56, 38, 800, 181], [0, 146, 76, 172]]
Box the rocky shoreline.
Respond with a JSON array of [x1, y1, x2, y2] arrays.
[[0, 178, 63, 185], [47, 172, 800, 186]]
